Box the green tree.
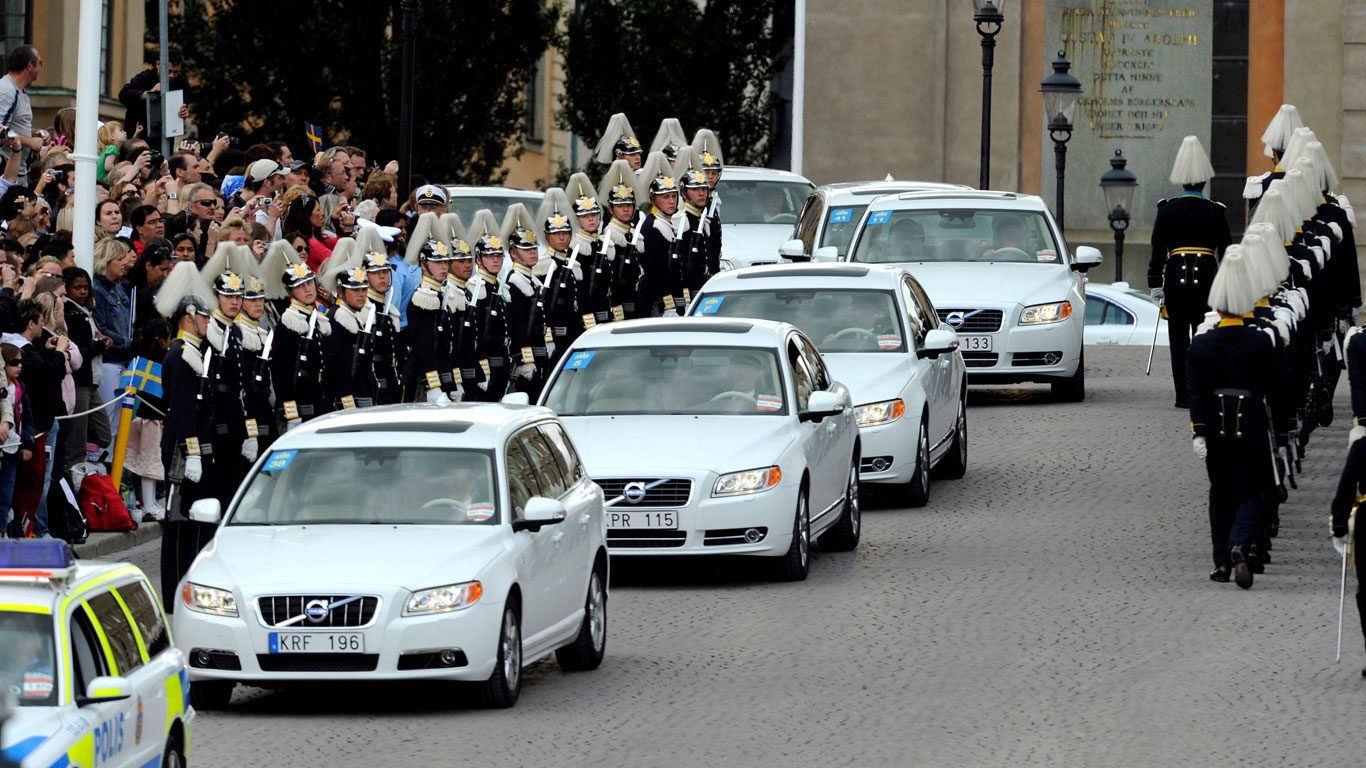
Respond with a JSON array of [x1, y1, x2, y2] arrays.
[[150, 0, 560, 184], [559, 0, 789, 172]]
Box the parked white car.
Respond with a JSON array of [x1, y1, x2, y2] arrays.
[[1084, 281, 1169, 347], [173, 403, 607, 709], [440, 185, 545, 227], [539, 317, 859, 581], [838, 190, 1102, 401], [690, 263, 966, 506], [713, 167, 815, 269], [780, 179, 974, 263]]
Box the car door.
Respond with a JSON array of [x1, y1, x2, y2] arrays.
[[519, 425, 580, 614], [900, 278, 947, 444], [539, 421, 599, 603], [114, 577, 185, 752], [785, 337, 827, 511], [65, 603, 133, 765], [82, 588, 156, 768], [790, 334, 840, 520], [908, 277, 957, 444], [798, 333, 851, 507], [505, 432, 565, 642]]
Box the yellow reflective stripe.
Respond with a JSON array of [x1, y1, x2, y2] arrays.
[[91, 687, 121, 697], [68, 731, 94, 768], [164, 672, 185, 735], [80, 599, 118, 676], [110, 587, 149, 662], [53, 565, 143, 700], [0, 602, 50, 613]]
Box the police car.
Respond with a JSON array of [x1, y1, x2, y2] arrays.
[[0, 541, 194, 768]]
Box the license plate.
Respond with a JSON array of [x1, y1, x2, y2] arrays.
[[607, 510, 678, 529], [959, 335, 993, 351], [269, 632, 365, 653]]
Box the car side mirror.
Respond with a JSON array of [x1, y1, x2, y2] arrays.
[[78, 676, 132, 706], [1071, 245, 1103, 272], [811, 246, 839, 263], [917, 328, 960, 359], [511, 496, 567, 533], [799, 390, 846, 423], [779, 239, 809, 262], [188, 498, 222, 524], [500, 392, 530, 406]]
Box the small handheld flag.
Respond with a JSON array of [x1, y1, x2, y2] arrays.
[[119, 357, 163, 398], [304, 121, 324, 155]]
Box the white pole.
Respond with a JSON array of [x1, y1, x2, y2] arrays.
[[72, 0, 102, 275], [791, 0, 805, 176]]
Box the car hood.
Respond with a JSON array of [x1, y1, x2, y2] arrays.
[[822, 353, 917, 405], [3, 709, 64, 753], [561, 415, 796, 475], [722, 223, 792, 265], [895, 261, 1074, 309], [192, 525, 504, 593]]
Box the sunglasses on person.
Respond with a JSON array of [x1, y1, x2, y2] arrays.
[[121, 188, 138, 198], [195, 198, 220, 207], [293, 243, 308, 254]]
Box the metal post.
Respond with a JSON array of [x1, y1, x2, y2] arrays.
[[978, 34, 995, 190], [1052, 130, 1069, 231], [397, 0, 419, 197], [791, 0, 806, 176], [157, 0, 170, 158], [1112, 225, 1125, 283], [72, 0, 102, 276]]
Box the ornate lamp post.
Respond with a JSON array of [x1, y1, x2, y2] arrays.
[[1039, 51, 1082, 230], [972, 0, 1005, 190], [1100, 149, 1139, 283], [398, 0, 420, 198]]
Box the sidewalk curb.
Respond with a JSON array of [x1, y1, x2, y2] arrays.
[[73, 523, 161, 560]]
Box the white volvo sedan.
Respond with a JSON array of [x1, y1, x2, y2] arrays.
[[172, 404, 607, 709], [690, 264, 966, 506], [538, 318, 860, 581]]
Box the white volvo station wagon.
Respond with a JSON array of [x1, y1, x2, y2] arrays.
[[538, 318, 860, 581], [173, 404, 607, 709]]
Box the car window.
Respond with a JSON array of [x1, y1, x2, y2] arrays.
[[796, 194, 822, 252], [787, 341, 814, 410], [1084, 296, 1135, 326], [821, 203, 870, 257], [116, 581, 170, 658], [697, 288, 905, 353], [86, 591, 142, 675], [538, 422, 584, 484], [908, 279, 940, 331], [69, 607, 107, 697], [851, 208, 1061, 265], [544, 346, 788, 416], [505, 438, 542, 521], [520, 429, 567, 498], [1084, 296, 1108, 325], [899, 280, 928, 345], [714, 179, 813, 225], [796, 335, 831, 390], [1, 610, 57, 706]]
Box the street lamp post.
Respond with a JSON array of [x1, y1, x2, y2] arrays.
[[1100, 149, 1138, 284], [398, 0, 420, 198], [1039, 51, 1082, 231], [972, 0, 1005, 191]]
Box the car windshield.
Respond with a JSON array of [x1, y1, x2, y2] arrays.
[[0, 611, 56, 707], [820, 204, 869, 257], [544, 346, 788, 416], [716, 180, 813, 225], [694, 289, 905, 353], [446, 192, 543, 225], [230, 448, 499, 526], [851, 209, 1062, 265]]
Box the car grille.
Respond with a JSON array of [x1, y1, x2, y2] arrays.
[[937, 308, 1004, 333], [1011, 351, 1064, 367], [256, 596, 380, 628], [256, 654, 378, 673], [703, 527, 769, 546], [595, 478, 693, 508], [962, 352, 999, 368], [607, 530, 687, 548]]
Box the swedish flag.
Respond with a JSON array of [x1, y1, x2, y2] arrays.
[[119, 357, 163, 398], [304, 121, 324, 155]]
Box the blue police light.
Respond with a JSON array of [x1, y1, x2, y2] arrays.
[[0, 540, 76, 570]]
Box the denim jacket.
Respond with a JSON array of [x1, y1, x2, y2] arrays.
[[92, 275, 133, 364]]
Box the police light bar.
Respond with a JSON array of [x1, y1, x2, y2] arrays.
[[0, 540, 77, 584]]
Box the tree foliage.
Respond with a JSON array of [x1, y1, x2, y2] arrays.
[[560, 0, 789, 172], [151, 0, 560, 184]]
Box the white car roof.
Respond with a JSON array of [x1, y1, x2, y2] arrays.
[[719, 166, 814, 184], [571, 317, 798, 350], [273, 403, 555, 450], [818, 180, 973, 204], [0, 560, 142, 612], [699, 263, 907, 291], [864, 189, 1050, 212], [439, 186, 543, 198]]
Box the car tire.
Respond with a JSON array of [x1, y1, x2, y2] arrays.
[[161, 734, 185, 768], [818, 454, 861, 552], [771, 488, 810, 581], [906, 418, 931, 508], [556, 566, 607, 672], [1051, 350, 1085, 402], [478, 602, 522, 708], [188, 680, 233, 711], [934, 393, 968, 480]]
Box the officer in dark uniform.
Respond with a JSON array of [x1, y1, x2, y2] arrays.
[[1244, 104, 1304, 217], [441, 216, 478, 403], [236, 271, 275, 452], [355, 233, 402, 405], [1331, 324, 1366, 675], [501, 203, 550, 398], [322, 263, 378, 410], [692, 128, 725, 276], [637, 150, 683, 317], [261, 240, 330, 430], [1149, 136, 1233, 408], [535, 189, 585, 365], [594, 112, 644, 171], [598, 159, 644, 321], [200, 247, 256, 489], [402, 213, 456, 403], [466, 209, 512, 401], [649, 117, 689, 167], [676, 151, 714, 301], [567, 172, 615, 326]]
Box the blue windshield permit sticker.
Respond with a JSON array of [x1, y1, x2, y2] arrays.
[[828, 208, 852, 223], [867, 210, 891, 225], [565, 351, 596, 370], [695, 296, 725, 315], [263, 450, 297, 472]]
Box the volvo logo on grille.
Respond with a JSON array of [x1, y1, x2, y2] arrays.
[[946, 312, 965, 327], [304, 599, 330, 623], [623, 482, 648, 504]]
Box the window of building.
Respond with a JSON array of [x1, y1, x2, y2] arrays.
[[0, 1, 31, 60], [524, 55, 546, 147], [100, 0, 114, 97]]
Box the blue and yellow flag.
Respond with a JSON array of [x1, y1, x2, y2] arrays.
[[304, 121, 324, 155], [119, 357, 163, 398]]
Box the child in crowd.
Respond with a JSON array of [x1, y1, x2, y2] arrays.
[[0, 344, 33, 536], [96, 121, 127, 184], [124, 318, 170, 521]]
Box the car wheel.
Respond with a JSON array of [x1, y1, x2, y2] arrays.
[[906, 418, 931, 507], [1051, 350, 1085, 402], [556, 566, 607, 671], [478, 602, 522, 708], [934, 393, 968, 480], [188, 680, 233, 711], [161, 735, 185, 768], [818, 454, 861, 551], [772, 488, 810, 581]]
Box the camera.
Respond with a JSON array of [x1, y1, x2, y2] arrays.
[[4, 131, 14, 141], [217, 132, 240, 147], [49, 169, 64, 183], [147, 150, 164, 168]]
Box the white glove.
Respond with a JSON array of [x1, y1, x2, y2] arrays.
[[515, 363, 537, 380], [1333, 536, 1350, 557], [184, 455, 203, 484], [662, 308, 679, 318], [1351, 425, 1366, 445], [1192, 437, 1208, 459], [546, 341, 556, 359], [286, 418, 301, 432], [240, 437, 258, 463], [426, 387, 446, 404], [1151, 287, 1164, 304], [477, 380, 489, 392], [447, 388, 463, 403]]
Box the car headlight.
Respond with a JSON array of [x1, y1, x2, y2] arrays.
[[1019, 301, 1073, 325], [713, 466, 782, 496], [404, 581, 483, 616], [182, 583, 237, 617], [855, 399, 905, 427]]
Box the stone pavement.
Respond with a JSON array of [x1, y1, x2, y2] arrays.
[[112, 344, 1361, 766]]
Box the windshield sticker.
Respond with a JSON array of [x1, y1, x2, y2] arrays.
[[466, 502, 494, 522], [828, 208, 852, 223], [263, 450, 297, 472], [756, 394, 783, 411], [877, 335, 902, 349], [22, 671, 53, 698], [867, 210, 891, 225], [565, 350, 596, 370], [695, 296, 725, 315], [1036, 249, 1057, 263]]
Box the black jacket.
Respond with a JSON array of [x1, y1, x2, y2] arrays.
[[1187, 319, 1284, 445], [117, 68, 191, 139], [63, 299, 106, 387], [19, 333, 66, 431], [1148, 193, 1232, 317]]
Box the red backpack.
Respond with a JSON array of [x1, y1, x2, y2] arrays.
[[77, 474, 135, 532]]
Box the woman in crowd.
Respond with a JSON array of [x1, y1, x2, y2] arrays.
[[281, 188, 331, 270], [61, 267, 110, 471], [0, 344, 33, 536], [95, 199, 123, 241], [91, 238, 135, 441], [129, 239, 172, 328], [361, 173, 398, 209], [170, 231, 197, 263], [319, 194, 355, 245]]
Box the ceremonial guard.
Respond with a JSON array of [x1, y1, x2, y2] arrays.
[[199, 243, 257, 485], [636, 150, 683, 317], [402, 212, 458, 403], [356, 226, 402, 405], [692, 128, 725, 274], [1301, 141, 1361, 325], [1245, 104, 1304, 216], [649, 117, 689, 167], [567, 172, 616, 325], [598, 159, 645, 320], [441, 214, 479, 402], [1331, 324, 1366, 675], [594, 112, 644, 171], [262, 240, 331, 430], [466, 210, 513, 401], [535, 189, 586, 364], [235, 268, 276, 452], [675, 149, 714, 301], [501, 203, 550, 398], [1148, 136, 1232, 408], [321, 257, 378, 411]]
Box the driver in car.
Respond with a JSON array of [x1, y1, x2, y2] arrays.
[[762, 187, 789, 223], [983, 216, 1027, 259], [822, 296, 891, 347], [710, 352, 763, 405], [889, 219, 929, 261], [435, 458, 495, 523], [4, 624, 54, 701]]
